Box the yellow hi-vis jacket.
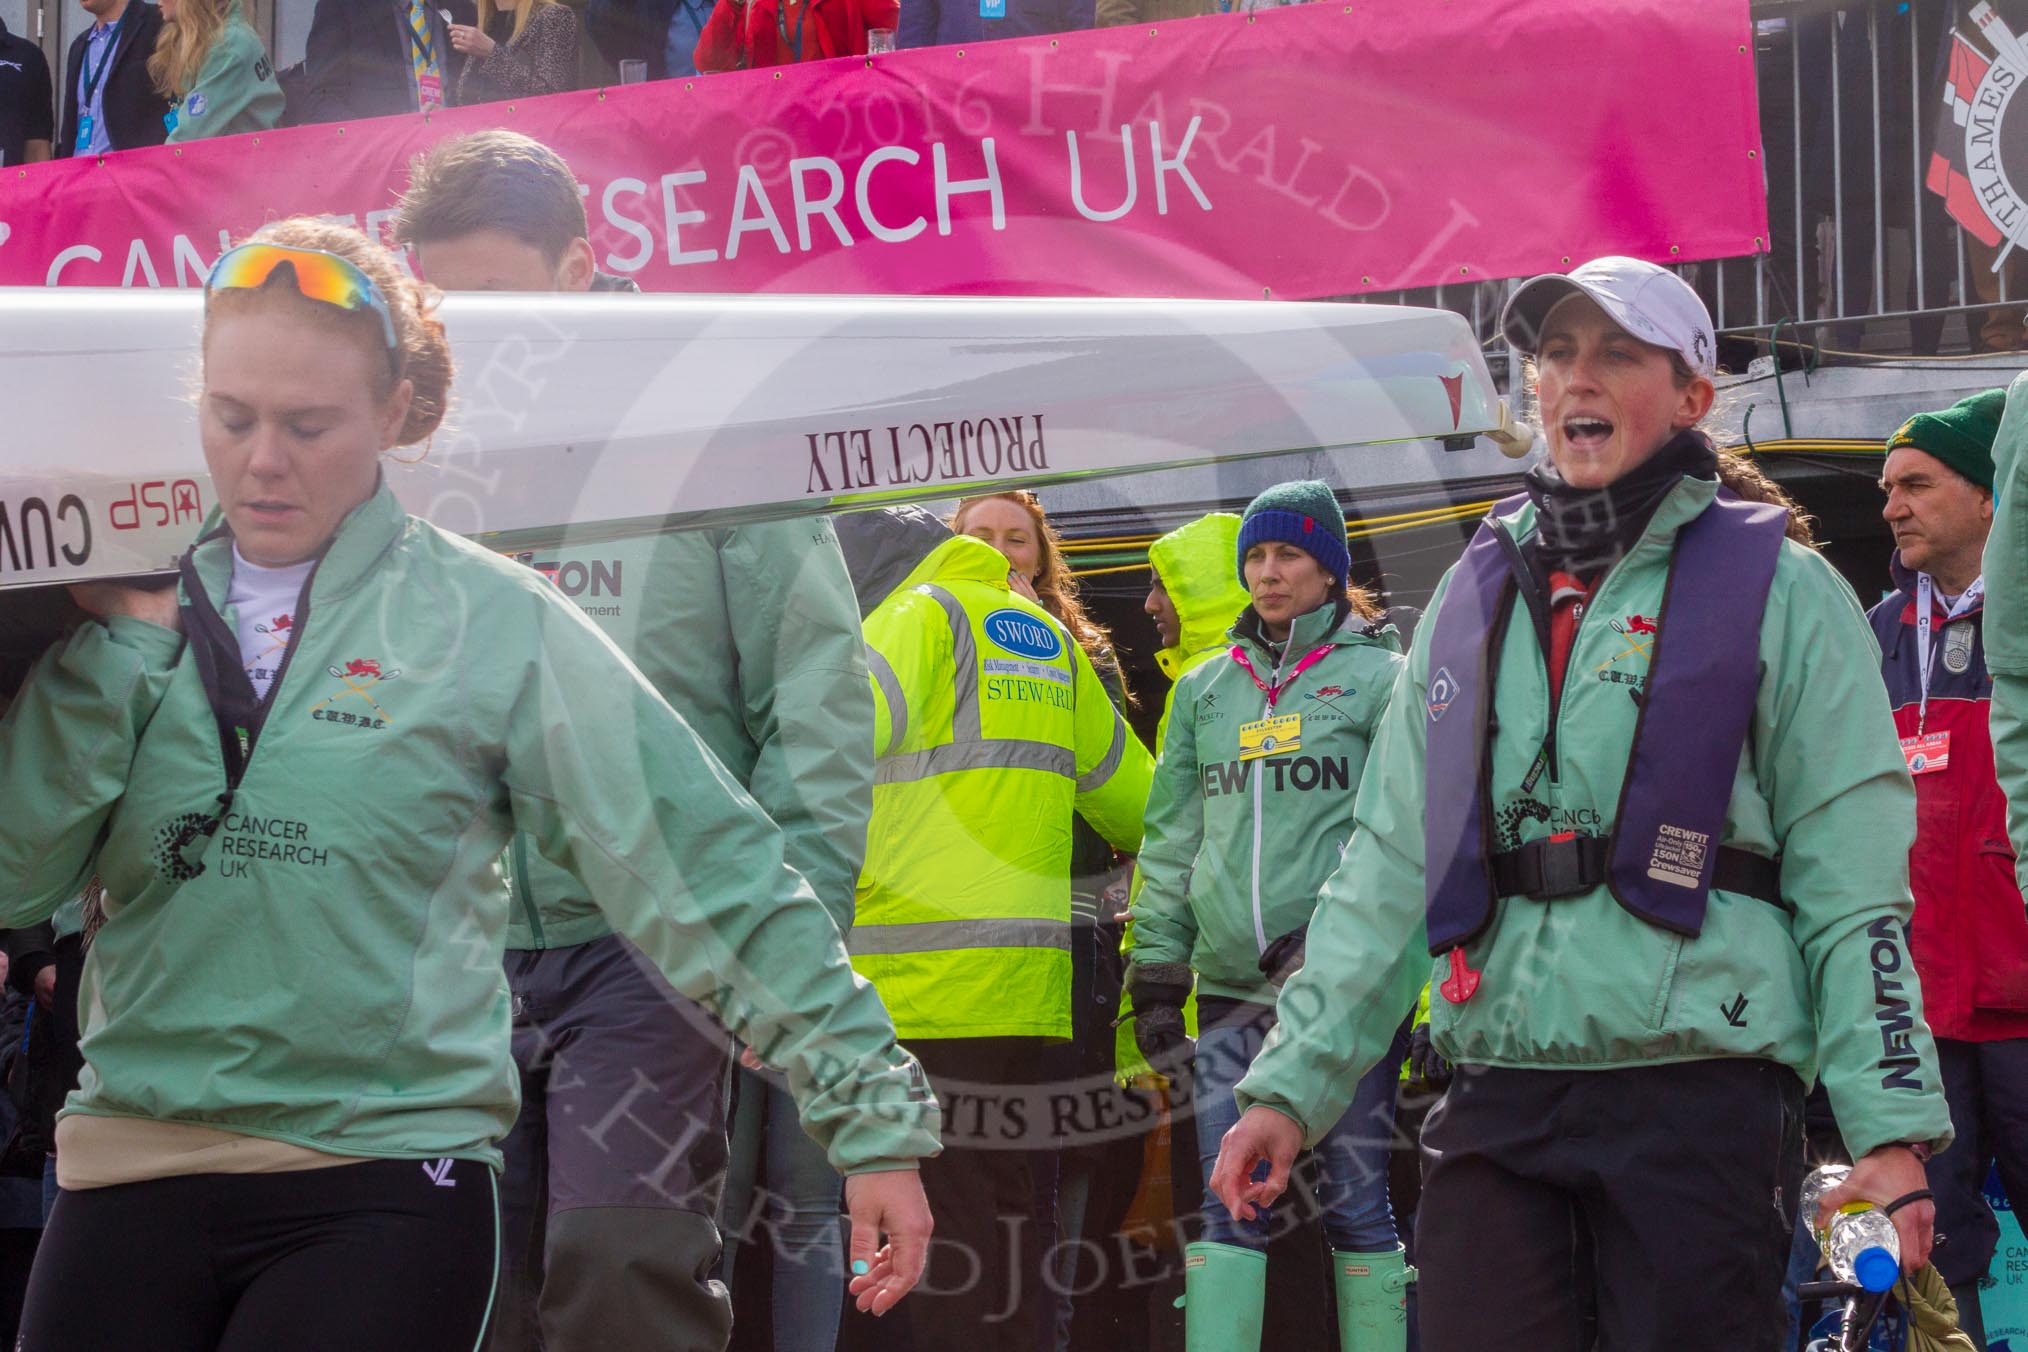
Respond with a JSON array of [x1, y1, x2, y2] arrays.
[[854, 535, 1154, 1041]]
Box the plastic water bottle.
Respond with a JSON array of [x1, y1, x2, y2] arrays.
[[1798, 1165, 1901, 1294]]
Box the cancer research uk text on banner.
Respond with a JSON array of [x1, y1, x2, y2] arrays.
[[0, 0, 1767, 298]]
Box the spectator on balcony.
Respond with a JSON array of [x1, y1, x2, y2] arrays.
[[58, 0, 169, 157], [693, 0, 895, 71], [451, 0, 579, 104], [585, 0, 713, 80], [895, 0, 1089, 52], [300, 0, 476, 122], [148, 0, 283, 143], [0, 15, 52, 166]]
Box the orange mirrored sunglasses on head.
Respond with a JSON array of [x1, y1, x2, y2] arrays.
[[205, 242, 399, 353]]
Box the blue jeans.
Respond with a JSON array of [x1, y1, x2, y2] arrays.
[[722, 1066, 844, 1352], [1192, 1009, 1400, 1252]]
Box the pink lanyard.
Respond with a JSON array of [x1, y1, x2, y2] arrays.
[[1228, 643, 1335, 710]]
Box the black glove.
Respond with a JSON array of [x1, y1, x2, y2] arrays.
[[1133, 999, 1190, 1069], [1124, 961, 1193, 1071], [1258, 926, 1308, 984], [1404, 1022, 1452, 1092]]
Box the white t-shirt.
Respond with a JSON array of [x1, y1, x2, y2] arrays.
[[226, 548, 313, 701]]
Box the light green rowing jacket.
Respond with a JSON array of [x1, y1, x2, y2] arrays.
[[1984, 373, 2028, 894], [1237, 477, 1953, 1163], [0, 484, 938, 1174], [505, 518, 871, 949], [165, 5, 283, 144], [1129, 600, 1402, 1005]]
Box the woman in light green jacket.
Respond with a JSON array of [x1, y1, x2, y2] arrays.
[[1127, 481, 1409, 1352], [0, 218, 935, 1350], [1211, 259, 1953, 1350], [149, 0, 282, 143]]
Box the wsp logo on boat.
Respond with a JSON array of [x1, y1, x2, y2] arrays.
[[982, 609, 1063, 661]]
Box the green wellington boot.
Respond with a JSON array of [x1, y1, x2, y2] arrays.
[[1333, 1246, 1414, 1352], [1179, 1240, 1267, 1352]]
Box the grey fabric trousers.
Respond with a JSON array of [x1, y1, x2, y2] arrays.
[[490, 934, 734, 1352]]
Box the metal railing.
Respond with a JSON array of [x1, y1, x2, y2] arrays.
[[1379, 0, 2017, 389]]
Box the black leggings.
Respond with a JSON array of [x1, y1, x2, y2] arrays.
[[18, 1157, 498, 1352]]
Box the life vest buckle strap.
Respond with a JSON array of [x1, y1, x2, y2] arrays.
[[1488, 833, 1787, 913], [1492, 833, 1607, 900]]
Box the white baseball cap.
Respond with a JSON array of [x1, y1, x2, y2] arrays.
[[1498, 256, 1717, 378]]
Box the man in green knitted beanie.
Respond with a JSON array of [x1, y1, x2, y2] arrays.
[[1881, 384, 2028, 1345], [1886, 388, 2002, 492], [1881, 390, 2000, 599]]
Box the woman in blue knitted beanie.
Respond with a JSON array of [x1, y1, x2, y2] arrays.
[[1126, 479, 1414, 1351]]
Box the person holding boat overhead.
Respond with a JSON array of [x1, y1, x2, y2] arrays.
[[1210, 256, 1952, 1349], [0, 217, 936, 1351], [1126, 480, 1411, 1352]]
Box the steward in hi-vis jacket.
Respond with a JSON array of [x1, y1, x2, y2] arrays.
[[841, 507, 1151, 1352]]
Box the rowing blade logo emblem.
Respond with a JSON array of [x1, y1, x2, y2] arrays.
[[311, 658, 402, 727]]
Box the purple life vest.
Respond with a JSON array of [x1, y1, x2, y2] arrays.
[[1422, 489, 1789, 953]]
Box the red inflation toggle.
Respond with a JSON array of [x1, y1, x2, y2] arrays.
[[1440, 947, 1480, 1004]]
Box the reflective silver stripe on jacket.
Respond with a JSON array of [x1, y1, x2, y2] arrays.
[[875, 585, 1105, 786], [849, 916, 1073, 956], [874, 739, 1077, 785], [1075, 716, 1127, 793], [865, 645, 908, 750], [921, 584, 982, 742]]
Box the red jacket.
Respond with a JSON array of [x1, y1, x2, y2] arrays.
[[694, 0, 897, 71], [1868, 555, 2028, 1042]]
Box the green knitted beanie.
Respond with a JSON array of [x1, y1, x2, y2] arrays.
[[1886, 388, 2004, 491]]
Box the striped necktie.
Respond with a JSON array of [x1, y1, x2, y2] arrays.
[[408, 1, 443, 109]]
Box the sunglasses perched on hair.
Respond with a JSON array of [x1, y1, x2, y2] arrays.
[[205, 242, 400, 355]]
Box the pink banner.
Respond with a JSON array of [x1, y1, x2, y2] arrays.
[[0, 0, 1765, 297]]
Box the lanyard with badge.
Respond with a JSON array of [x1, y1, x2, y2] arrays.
[[1900, 572, 1981, 775], [73, 12, 126, 155], [1230, 642, 1333, 761], [775, 0, 810, 62], [407, 5, 445, 111]]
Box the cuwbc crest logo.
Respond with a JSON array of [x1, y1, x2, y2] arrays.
[[982, 608, 1062, 661], [310, 658, 402, 730]]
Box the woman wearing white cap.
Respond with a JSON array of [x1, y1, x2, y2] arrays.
[[1207, 257, 1952, 1345]]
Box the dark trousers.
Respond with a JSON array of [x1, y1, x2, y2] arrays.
[[19, 1158, 497, 1352], [1415, 1059, 1803, 1352], [902, 1036, 1060, 1352], [1928, 1037, 2028, 1292], [492, 934, 734, 1352]]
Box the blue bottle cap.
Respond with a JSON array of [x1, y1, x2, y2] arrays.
[[1853, 1246, 1899, 1294]]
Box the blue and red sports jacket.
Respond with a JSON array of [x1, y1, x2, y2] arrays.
[[1868, 554, 2028, 1041]]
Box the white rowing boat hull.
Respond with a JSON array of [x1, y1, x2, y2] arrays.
[[0, 289, 1504, 588]]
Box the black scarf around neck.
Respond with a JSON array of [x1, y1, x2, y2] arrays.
[[1523, 429, 1720, 581]]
